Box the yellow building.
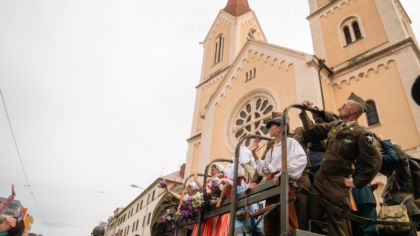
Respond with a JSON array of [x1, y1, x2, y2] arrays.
[[185, 0, 420, 175]]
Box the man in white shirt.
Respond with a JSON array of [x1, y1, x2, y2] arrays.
[[246, 114, 307, 236]]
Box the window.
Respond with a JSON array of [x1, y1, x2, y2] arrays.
[[352, 21, 362, 40], [147, 213, 151, 225], [340, 16, 364, 46], [136, 203, 139, 212], [213, 34, 224, 65], [152, 190, 155, 201], [142, 216, 146, 227], [140, 200, 143, 209], [344, 26, 352, 44], [245, 68, 256, 82], [147, 194, 150, 204], [366, 100, 380, 126], [233, 97, 273, 146], [135, 219, 139, 231]]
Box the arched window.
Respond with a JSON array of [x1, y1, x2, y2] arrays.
[[352, 21, 362, 40], [213, 34, 224, 65], [344, 26, 352, 44], [340, 16, 364, 46], [366, 100, 380, 126]]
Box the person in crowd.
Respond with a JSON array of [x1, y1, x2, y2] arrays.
[[349, 133, 394, 236], [303, 92, 382, 236], [215, 162, 264, 236], [379, 138, 420, 236], [165, 182, 199, 236], [0, 184, 16, 233], [193, 163, 224, 191], [165, 182, 199, 211], [0, 185, 16, 223], [298, 105, 338, 183], [192, 164, 225, 236], [244, 113, 307, 235], [247, 111, 312, 230]]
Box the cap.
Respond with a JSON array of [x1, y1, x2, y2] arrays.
[[188, 183, 199, 191], [347, 92, 369, 112], [265, 118, 282, 129]]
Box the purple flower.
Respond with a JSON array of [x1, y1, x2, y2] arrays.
[[158, 179, 168, 188]]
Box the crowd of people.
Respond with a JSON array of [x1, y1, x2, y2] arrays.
[[162, 92, 420, 236], [0, 185, 25, 236]]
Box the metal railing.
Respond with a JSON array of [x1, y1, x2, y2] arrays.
[[174, 104, 322, 236]]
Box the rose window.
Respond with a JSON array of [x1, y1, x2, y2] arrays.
[[232, 96, 274, 147]]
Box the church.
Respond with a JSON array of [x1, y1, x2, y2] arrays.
[[184, 0, 420, 176]]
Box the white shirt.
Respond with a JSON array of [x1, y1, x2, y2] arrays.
[[256, 137, 307, 180]]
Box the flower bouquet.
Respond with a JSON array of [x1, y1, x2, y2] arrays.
[[161, 208, 180, 231], [179, 200, 194, 221], [191, 192, 204, 209], [158, 179, 167, 188], [209, 178, 225, 198]]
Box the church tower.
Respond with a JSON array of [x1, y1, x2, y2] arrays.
[[186, 0, 269, 174], [307, 0, 420, 154]]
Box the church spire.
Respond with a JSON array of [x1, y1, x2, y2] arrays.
[[223, 0, 251, 17]]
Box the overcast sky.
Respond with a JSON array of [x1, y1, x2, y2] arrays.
[[0, 1, 419, 235]]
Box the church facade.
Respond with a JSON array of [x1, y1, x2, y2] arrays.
[[185, 0, 420, 176]]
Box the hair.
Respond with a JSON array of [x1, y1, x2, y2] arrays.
[[8, 218, 25, 236], [350, 101, 364, 118]]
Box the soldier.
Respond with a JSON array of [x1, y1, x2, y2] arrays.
[[379, 140, 420, 236], [303, 92, 382, 236], [298, 105, 338, 183]]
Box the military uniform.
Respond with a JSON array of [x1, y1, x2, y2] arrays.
[[305, 120, 382, 236], [381, 144, 420, 236]]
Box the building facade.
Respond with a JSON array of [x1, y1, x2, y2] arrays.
[[184, 0, 420, 176], [104, 171, 183, 236]]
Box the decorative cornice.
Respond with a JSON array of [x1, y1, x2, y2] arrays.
[[196, 66, 230, 89], [333, 38, 420, 76], [331, 58, 395, 88], [208, 40, 310, 109], [202, 11, 234, 43]]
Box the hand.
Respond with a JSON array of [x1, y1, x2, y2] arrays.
[[344, 177, 355, 188], [193, 171, 198, 178], [373, 133, 384, 142], [216, 198, 222, 208], [210, 199, 217, 205], [313, 105, 322, 111], [245, 182, 257, 192], [11, 184, 15, 197], [370, 183, 379, 191], [302, 100, 313, 108], [274, 172, 283, 186], [248, 138, 260, 153]]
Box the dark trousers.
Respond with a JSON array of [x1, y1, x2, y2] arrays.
[[309, 171, 353, 236], [352, 203, 379, 236], [264, 184, 299, 236]]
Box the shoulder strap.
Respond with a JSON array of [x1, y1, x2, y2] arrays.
[[400, 194, 413, 206]]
